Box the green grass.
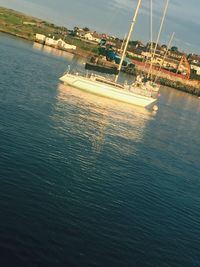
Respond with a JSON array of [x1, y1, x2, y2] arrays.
[[3, 14, 22, 24], [0, 7, 99, 53]]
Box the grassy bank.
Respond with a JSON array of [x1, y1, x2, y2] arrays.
[[0, 7, 56, 40], [0, 7, 97, 55]]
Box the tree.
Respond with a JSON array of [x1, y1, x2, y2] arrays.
[[129, 40, 144, 47], [83, 27, 90, 32], [73, 26, 79, 32], [146, 42, 161, 51], [161, 44, 167, 49], [171, 46, 178, 52]]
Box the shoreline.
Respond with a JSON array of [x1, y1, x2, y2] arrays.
[[0, 29, 95, 59], [125, 64, 200, 97], [0, 29, 34, 42], [1, 6, 200, 96], [1, 31, 200, 97]]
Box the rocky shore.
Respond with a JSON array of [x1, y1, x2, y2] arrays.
[[123, 63, 200, 96]]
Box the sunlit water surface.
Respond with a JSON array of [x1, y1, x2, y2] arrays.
[[0, 33, 200, 267]]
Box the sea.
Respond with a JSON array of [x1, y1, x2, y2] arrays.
[[0, 32, 200, 267]]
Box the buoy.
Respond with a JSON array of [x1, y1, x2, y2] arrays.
[[153, 105, 158, 112]]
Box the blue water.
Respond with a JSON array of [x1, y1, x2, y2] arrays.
[[0, 32, 200, 267]]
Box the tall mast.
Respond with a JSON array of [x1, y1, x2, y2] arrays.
[[150, 0, 153, 80], [120, 33, 127, 55], [147, 0, 169, 78], [142, 0, 152, 74], [154, 32, 175, 82], [115, 0, 142, 83]]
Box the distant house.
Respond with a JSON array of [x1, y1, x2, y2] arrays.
[[167, 50, 184, 60], [127, 47, 144, 59], [83, 32, 101, 43], [68, 30, 76, 36], [188, 53, 200, 65], [105, 40, 116, 48], [35, 33, 46, 44], [35, 34, 76, 50], [45, 37, 76, 50], [91, 32, 102, 43], [160, 44, 168, 51], [84, 32, 93, 41], [75, 28, 85, 37], [45, 37, 58, 47], [57, 38, 76, 50], [158, 57, 178, 69], [190, 64, 200, 75], [130, 40, 145, 49], [57, 39, 66, 48], [23, 21, 37, 26], [63, 43, 76, 50]]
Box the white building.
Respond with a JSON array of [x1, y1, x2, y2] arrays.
[[35, 34, 76, 50], [190, 64, 200, 75], [56, 39, 76, 50], [35, 33, 46, 44], [84, 32, 101, 43], [63, 43, 76, 50], [45, 37, 58, 47], [23, 21, 37, 26], [57, 39, 66, 48], [84, 33, 93, 41]]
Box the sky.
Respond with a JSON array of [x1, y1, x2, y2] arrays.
[[0, 0, 199, 54]]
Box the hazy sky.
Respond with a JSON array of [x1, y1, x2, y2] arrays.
[[0, 0, 199, 53]]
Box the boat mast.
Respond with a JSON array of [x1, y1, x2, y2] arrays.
[[147, 0, 169, 78], [120, 33, 127, 55], [150, 0, 153, 80], [115, 0, 142, 83], [154, 32, 175, 82], [142, 0, 152, 74]]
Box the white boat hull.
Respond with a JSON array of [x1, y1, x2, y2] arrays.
[[59, 74, 157, 108]]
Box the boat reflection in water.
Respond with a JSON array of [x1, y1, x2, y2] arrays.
[[54, 83, 156, 158]]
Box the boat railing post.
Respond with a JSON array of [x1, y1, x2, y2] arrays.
[[67, 65, 70, 74]]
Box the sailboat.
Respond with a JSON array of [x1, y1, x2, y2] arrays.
[[59, 0, 159, 108]]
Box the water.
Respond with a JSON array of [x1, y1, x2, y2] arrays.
[[0, 32, 200, 267]]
